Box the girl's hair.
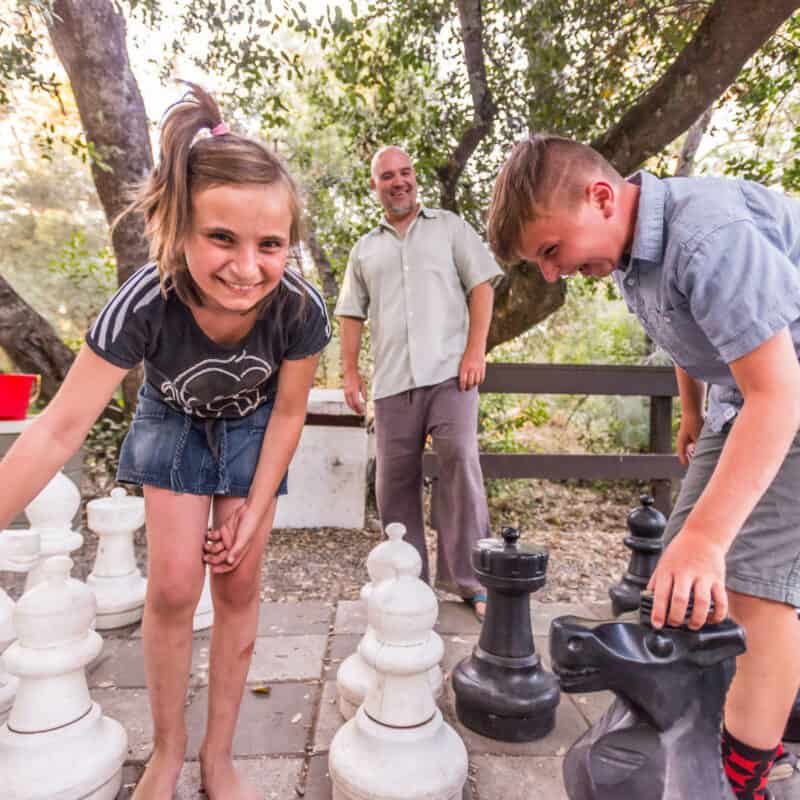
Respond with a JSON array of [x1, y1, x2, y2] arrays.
[[487, 133, 622, 265], [120, 82, 304, 308]]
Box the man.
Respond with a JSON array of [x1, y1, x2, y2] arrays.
[[335, 145, 503, 619]]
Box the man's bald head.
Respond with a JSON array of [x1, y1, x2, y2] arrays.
[[370, 145, 418, 223], [370, 145, 412, 179]]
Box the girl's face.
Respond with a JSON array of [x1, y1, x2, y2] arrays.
[[182, 182, 293, 314]]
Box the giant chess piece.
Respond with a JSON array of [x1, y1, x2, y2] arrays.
[[336, 522, 442, 719], [86, 487, 147, 629], [550, 594, 746, 800], [23, 470, 83, 592], [0, 556, 128, 799], [0, 531, 40, 724], [452, 526, 560, 741], [329, 539, 467, 800], [608, 495, 665, 616], [193, 567, 214, 632]]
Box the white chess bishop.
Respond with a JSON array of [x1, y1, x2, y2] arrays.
[[87, 487, 147, 629], [336, 522, 443, 719], [0, 556, 127, 799], [329, 530, 468, 800], [23, 470, 83, 592]]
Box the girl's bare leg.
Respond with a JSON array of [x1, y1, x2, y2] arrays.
[[132, 488, 210, 800], [199, 495, 276, 800]]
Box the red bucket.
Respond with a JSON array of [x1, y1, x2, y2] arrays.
[[0, 374, 41, 420]]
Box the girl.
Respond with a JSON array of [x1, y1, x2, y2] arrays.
[[0, 85, 330, 800]]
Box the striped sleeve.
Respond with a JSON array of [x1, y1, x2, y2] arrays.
[[85, 263, 162, 369], [281, 268, 332, 360]]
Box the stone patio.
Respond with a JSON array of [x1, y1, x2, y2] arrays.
[[88, 598, 622, 799]]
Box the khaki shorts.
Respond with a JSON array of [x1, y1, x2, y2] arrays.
[[665, 424, 800, 607]]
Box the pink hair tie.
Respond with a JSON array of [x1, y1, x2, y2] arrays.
[[211, 122, 230, 137]]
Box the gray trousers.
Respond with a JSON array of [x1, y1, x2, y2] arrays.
[[373, 378, 488, 597]]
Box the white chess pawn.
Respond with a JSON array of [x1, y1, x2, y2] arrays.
[[23, 470, 83, 592], [329, 549, 467, 800], [0, 556, 127, 799], [336, 522, 442, 719], [0, 530, 41, 724], [86, 487, 147, 629]]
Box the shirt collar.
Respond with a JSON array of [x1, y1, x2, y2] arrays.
[[377, 204, 436, 233], [626, 170, 666, 267]]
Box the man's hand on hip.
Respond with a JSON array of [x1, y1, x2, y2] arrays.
[[343, 370, 368, 414], [459, 346, 486, 391]]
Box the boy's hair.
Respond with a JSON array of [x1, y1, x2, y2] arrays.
[[121, 82, 303, 308], [487, 134, 622, 265]]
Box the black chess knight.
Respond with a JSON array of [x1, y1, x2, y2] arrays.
[[551, 595, 746, 800]]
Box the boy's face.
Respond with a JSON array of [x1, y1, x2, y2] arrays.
[[516, 180, 628, 283]]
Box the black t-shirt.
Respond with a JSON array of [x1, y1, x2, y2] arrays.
[[86, 263, 331, 418]]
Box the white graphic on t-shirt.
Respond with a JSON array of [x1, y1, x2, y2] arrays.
[[160, 350, 273, 417]]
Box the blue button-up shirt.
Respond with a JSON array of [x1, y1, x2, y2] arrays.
[[614, 171, 800, 431]]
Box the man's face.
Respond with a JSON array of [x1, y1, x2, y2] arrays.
[[516, 181, 626, 283], [371, 148, 418, 220]]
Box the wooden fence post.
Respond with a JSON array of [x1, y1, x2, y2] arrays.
[[649, 396, 674, 516]]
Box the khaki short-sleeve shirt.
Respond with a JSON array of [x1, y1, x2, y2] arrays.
[[335, 206, 503, 400]]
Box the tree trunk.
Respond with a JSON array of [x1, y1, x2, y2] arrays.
[[306, 230, 339, 317], [593, 0, 800, 176], [675, 107, 714, 177], [0, 275, 74, 403], [47, 0, 153, 406], [487, 266, 565, 352]]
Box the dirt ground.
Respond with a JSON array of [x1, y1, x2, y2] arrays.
[[9, 478, 652, 607]]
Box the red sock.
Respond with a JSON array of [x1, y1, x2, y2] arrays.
[[722, 726, 779, 800]]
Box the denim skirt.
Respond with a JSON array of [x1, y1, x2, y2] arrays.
[[117, 383, 289, 498]]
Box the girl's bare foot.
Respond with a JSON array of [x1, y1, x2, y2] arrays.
[[132, 744, 186, 800], [199, 751, 260, 800]]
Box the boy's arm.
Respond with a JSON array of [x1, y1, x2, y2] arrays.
[[338, 316, 368, 414], [459, 281, 494, 391], [675, 365, 706, 465], [649, 328, 800, 629], [0, 344, 128, 529]]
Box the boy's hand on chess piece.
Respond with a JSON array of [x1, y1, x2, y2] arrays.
[[647, 530, 728, 630]]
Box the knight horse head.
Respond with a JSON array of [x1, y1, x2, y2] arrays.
[[550, 598, 746, 800]]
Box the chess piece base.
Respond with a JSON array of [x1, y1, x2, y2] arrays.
[[329, 705, 467, 800], [0, 672, 17, 725], [88, 572, 147, 630], [0, 701, 127, 800]]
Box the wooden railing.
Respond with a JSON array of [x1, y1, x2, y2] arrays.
[[423, 362, 686, 514]]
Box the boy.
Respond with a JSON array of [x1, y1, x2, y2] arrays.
[[487, 134, 800, 800]]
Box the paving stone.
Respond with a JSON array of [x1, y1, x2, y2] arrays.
[[91, 688, 154, 763], [328, 633, 361, 663], [472, 754, 568, 799], [116, 763, 144, 799], [304, 753, 333, 800], [247, 634, 327, 683], [440, 680, 588, 757], [441, 633, 478, 675], [89, 637, 213, 689], [569, 691, 614, 726], [185, 682, 318, 758], [257, 600, 334, 636], [531, 600, 593, 637], [313, 680, 346, 753], [333, 599, 367, 634], [173, 756, 303, 799], [435, 600, 483, 634]]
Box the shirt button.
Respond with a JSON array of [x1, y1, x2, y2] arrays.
[[408, 311, 414, 318], [625, 278, 635, 287]]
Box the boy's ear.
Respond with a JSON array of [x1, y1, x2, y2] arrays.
[[588, 180, 616, 217]]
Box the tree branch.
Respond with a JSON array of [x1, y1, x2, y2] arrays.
[[436, 0, 498, 212], [593, 0, 800, 175], [47, 0, 153, 285], [675, 106, 714, 176], [305, 230, 339, 317]]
